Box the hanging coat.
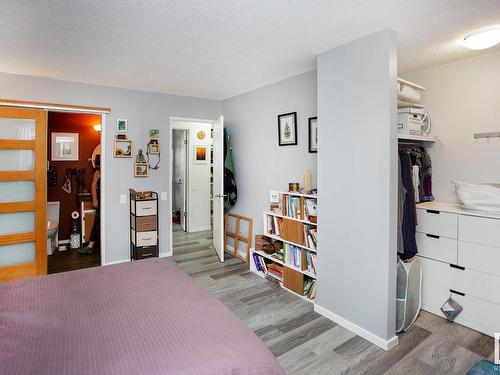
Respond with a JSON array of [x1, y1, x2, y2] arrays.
[[224, 128, 237, 211]]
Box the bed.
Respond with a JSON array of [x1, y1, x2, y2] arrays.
[[0, 258, 285, 375]]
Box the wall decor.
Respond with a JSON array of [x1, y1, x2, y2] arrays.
[[278, 112, 297, 146], [51, 132, 79, 161], [113, 139, 132, 157], [308, 117, 318, 153], [149, 128, 160, 138], [134, 162, 149, 177], [116, 119, 128, 133], [194, 145, 208, 164], [148, 143, 160, 155], [197, 130, 206, 140]]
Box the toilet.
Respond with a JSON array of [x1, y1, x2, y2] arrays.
[[47, 202, 60, 255]]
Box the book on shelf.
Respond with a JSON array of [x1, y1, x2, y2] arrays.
[[283, 243, 302, 269], [252, 253, 268, 274], [304, 278, 316, 299], [305, 251, 317, 274], [267, 215, 284, 237], [304, 225, 317, 249], [266, 263, 284, 283]]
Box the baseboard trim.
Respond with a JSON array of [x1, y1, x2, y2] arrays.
[[104, 259, 130, 266], [160, 252, 172, 258], [314, 304, 398, 351], [188, 226, 212, 233]]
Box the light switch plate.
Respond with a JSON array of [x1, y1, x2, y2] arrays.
[[119, 194, 127, 204], [161, 192, 167, 201], [270, 190, 279, 203]]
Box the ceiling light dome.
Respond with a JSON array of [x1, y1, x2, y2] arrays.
[[461, 28, 500, 50]]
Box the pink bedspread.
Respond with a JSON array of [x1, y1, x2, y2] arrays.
[[0, 259, 284, 375]]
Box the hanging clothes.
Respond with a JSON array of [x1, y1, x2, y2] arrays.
[[419, 147, 434, 202], [398, 150, 418, 260], [412, 165, 420, 203], [397, 157, 407, 255], [223, 128, 237, 211]]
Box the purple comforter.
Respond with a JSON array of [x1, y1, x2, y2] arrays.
[[0, 259, 284, 375]]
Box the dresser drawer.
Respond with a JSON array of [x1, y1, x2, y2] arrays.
[[131, 200, 157, 217], [459, 215, 500, 248], [131, 215, 157, 231], [133, 245, 158, 260], [458, 241, 500, 277], [416, 232, 457, 264], [131, 230, 157, 246], [419, 256, 459, 289], [455, 267, 500, 305], [416, 209, 457, 239]]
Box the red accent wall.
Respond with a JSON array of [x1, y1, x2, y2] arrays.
[[47, 112, 101, 240]]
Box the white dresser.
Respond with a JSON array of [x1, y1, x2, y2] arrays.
[[416, 201, 500, 337]]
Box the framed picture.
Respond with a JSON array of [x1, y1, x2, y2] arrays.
[[148, 143, 160, 155], [194, 145, 208, 164], [278, 112, 297, 146], [134, 163, 149, 177], [113, 139, 132, 158], [51, 132, 79, 161], [149, 128, 160, 138], [116, 119, 128, 133], [308, 117, 318, 153]]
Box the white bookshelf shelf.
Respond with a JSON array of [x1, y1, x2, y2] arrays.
[[398, 134, 437, 143], [278, 191, 318, 199], [253, 249, 317, 279], [264, 211, 317, 226], [264, 232, 317, 253]]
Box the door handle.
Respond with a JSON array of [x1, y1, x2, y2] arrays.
[[214, 194, 228, 198]]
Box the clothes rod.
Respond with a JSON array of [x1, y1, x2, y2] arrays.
[[473, 131, 500, 139]]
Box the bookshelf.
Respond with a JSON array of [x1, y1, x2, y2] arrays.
[[250, 191, 318, 301]]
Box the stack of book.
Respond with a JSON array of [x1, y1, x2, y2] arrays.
[[283, 243, 302, 269], [282, 196, 302, 219], [304, 198, 317, 222], [304, 225, 317, 249], [267, 215, 284, 236], [266, 263, 283, 283], [305, 252, 317, 275], [252, 253, 267, 274], [304, 279, 317, 299]]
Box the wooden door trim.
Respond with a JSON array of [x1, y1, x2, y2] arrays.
[[0, 170, 35, 181], [0, 201, 35, 213], [0, 232, 35, 246], [0, 262, 36, 282], [0, 140, 35, 150], [0, 99, 110, 114], [34, 110, 47, 275]]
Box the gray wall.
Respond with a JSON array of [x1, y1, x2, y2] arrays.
[[402, 50, 500, 202], [0, 72, 221, 264], [316, 29, 398, 343], [223, 70, 317, 233]]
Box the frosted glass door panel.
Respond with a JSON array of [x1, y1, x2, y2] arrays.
[[0, 118, 35, 139], [0, 212, 35, 235], [0, 150, 34, 170], [0, 181, 35, 202], [0, 242, 35, 266]]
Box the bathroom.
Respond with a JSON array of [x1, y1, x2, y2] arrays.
[[47, 112, 101, 274]]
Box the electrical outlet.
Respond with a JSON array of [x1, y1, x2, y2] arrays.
[[269, 190, 279, 203]]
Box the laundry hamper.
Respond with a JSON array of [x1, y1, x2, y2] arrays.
[[396, 257, 422, 333]]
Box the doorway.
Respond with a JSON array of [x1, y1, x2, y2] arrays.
[[169, 117, 224, 261], [46, 112, 102, 274]]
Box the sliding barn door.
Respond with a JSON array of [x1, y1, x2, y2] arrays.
[[0, 107, 47, 282]]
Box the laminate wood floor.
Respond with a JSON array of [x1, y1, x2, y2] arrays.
[[169, 230, 495, 375], [48, 247, 101, 274]]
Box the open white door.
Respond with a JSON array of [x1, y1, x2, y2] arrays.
[[212, 116, 224, 262]]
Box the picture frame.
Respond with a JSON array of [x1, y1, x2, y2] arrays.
[[149, 128, 160, 138], [193, 145, 208, 164], [308, 117, 318, 153], [116, 119, 128, 133], [113, 139, 132, 158], [148, 143, 160, 155], [134, 162, 149, 177], [51, 132, 79, 161], [278, 112, 297, 146]]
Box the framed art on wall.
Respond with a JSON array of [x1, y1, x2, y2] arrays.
[[51, 132, 79, 161], [113, 139, 132, 157], [117, 119, 128, 133], [134, 162, 149, 177], [278, 112, 297, 146], [193, 145, 208, 164], [308, 117, 318, 153]]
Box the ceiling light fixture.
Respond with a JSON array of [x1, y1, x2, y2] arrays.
[[461, 28, 500, 50], [93, 124, 102, 133]]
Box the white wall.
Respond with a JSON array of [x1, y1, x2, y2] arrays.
[[316, 29, 398, 349], [171, 120, 212, 232], [223, 70, 317, 232], [0, 72, 221, 264], [402, 50, 500, 202]]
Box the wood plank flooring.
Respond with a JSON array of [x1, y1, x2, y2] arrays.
[[48, 247, 101, 274], [169, 229, 495, 374]]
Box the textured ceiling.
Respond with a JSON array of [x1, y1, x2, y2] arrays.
[[1, 1, 500, 99]]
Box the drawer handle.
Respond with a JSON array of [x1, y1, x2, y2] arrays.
[[426, 210, 440, 214], [449, 264, 465, 271], [449, 289, 465, 297], [426, 234, 440, 239], [142, 252, 153, 257], [142, 237, 152, 241]]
